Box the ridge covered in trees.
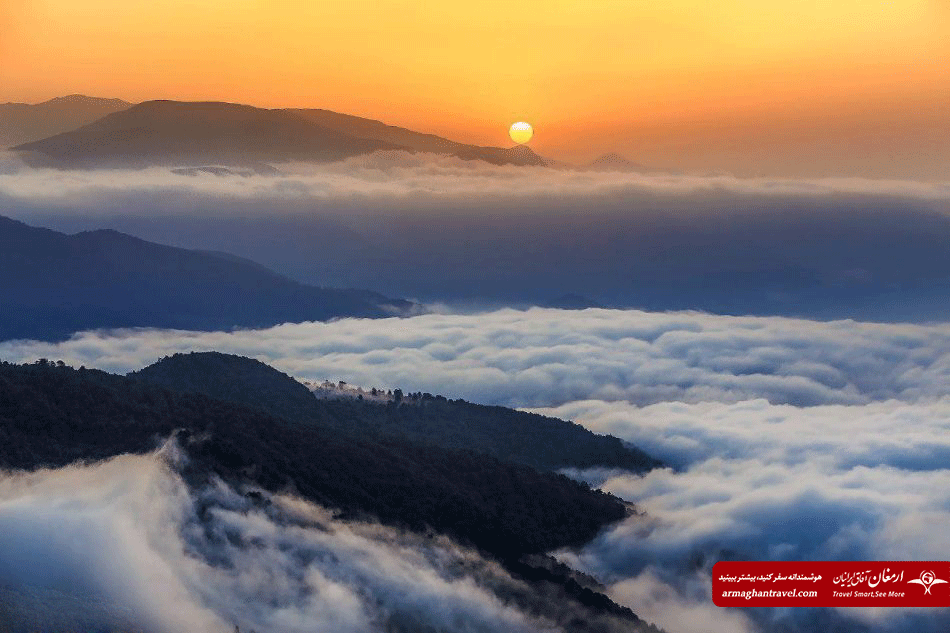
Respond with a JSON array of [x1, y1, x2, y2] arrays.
[[130, 351, 661, 473], [0, 359, 632, 557]]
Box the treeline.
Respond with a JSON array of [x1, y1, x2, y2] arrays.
[[131, 352, 661, 473]]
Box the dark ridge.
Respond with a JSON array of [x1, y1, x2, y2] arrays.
[[130, 352, 320, 424], [0, 215, 411, 342], [0, 359, 629, 558], [13, 100, 402, 169], [130, 352, 662, 473], [13, 99, 550, 168]]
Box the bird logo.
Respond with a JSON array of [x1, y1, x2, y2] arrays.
[[907, 571, 948, 595]]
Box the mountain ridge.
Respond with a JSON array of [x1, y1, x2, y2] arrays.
[[289, 107, 549, 166], [5, 96, 667, 171], [129, 351, 662, 473], [13, 100, 401, 169], [14, 99, 552, 169], [0, 95, 130, 149], [0, 215, 412, 342], [585, 152, 653, 172]]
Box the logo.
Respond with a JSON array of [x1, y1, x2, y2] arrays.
[[907, 571, 948, 595]]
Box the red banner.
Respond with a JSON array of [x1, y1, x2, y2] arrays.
[[712, 561, 950, 607]]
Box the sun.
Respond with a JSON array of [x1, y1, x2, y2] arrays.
[[509, 122, 533, 144]]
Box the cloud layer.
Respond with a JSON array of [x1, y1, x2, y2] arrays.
[[4, 307, 950, 632], [4, 308, 950, 407], [546, 397, 950, 633], [2, 150, 949, 203], [0, 444, 561, 633], [3, 151, 950, 320]]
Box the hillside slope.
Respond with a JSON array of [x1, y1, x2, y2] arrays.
[[0, 95, 130, 149], [13, 100, 400, 169], [14, 99, 549, 168], [290, 107, 548, 166], [131, 352, 661, 473], [0, 216, 410, 341], [0, 359, 631, 557]]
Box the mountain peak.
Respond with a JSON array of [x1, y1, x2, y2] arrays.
[[42, 94, 129, 107], [586, 152, 649, 172], [504, 144, 547, 166], [509, 144, 538, 154], [0, 95, 133, 148]]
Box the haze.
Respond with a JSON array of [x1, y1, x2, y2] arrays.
[[2, 0, 949, 178]]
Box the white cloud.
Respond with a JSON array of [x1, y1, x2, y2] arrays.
[[0, 445, 556, 633], [4, 308, 950, 407], [5, 150, 950, 322], [1, 150, 949, 205], [5, 307, 950, 631], [607, 568, 758, 633]]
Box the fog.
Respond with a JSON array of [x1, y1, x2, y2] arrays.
[[0, 441, 566, 633], [2, 150, 950, 319], [4, 307, 950, 632], [2, 151, 949, 202], [5, 308, 950, 407]]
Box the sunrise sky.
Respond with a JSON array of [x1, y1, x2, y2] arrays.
[[2, 0, 948, 176]]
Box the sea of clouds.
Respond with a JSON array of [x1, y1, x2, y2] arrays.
[[2, 150, 949, 203], [0, 441, 566, 633], [3, 134, 950, 633], [3, 307, 950, 632], [3, 150, 950, 319]]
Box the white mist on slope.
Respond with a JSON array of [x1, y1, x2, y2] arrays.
[[0, 443, 553, 633]]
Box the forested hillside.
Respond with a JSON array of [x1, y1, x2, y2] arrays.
[[131, 352, 661, 473], [0, 360, 629, 557]]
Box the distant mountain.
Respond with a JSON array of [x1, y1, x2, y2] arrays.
[[585, 152, 652, 172], [0, 94, 130, 149], [497, 143, 547, 166], [15, 100, 549, 169], [0, 215, 411, 341], [131, 352, 661, 473], [13, 100, 402, 169]]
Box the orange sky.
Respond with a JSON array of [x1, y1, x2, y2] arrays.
[[2, 0, 948, 176]]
